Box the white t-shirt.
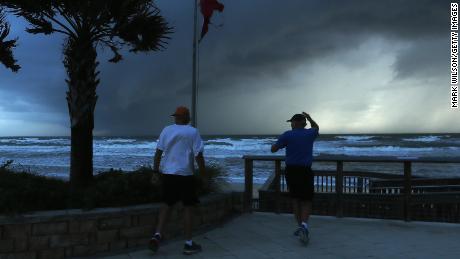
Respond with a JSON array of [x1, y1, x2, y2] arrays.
[[156, 124, 204, 176]]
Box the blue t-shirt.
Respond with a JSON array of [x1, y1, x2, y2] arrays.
[[275, 128, 319, 166]]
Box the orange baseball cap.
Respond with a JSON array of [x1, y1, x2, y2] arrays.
[[171, 106, 190, 117]]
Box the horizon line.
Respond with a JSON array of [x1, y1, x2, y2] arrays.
[[0, 132, 459, 138]]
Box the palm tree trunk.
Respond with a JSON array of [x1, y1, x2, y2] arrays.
[[64, 35, 98, 189]]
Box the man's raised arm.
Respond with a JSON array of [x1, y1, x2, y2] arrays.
[[303, 112, 319, 130]]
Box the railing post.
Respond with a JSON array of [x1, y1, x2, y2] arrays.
[[336, 161, 344, 217], [244, 158, 254, 213], [357, 177, 363, 193], [274, 160, 281, 214], [404, 161, 412, 221]]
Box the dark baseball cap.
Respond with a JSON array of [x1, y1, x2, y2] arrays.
[[287, 114, 306, 122]]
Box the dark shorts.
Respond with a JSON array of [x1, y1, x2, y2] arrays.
[[285, 165, 314, 201], [161, 174, 199, 207]]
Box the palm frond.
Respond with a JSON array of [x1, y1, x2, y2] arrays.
[[0, 8, 20, 72]]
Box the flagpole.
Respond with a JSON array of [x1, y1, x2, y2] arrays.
[[191, 0, 198, 127]]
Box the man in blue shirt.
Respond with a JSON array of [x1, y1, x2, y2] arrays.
[[271, 112, 319, 245]]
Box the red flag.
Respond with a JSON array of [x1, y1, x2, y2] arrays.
[[200, 0, 224, 41]]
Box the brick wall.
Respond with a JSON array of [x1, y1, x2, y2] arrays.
[[0, 192, 244, 259]]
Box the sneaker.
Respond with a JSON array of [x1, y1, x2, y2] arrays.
[[299, 226, 310, 246], [183, 241, 202, 255], [148, 233, 162, 253], [293, 227, 302, 236]]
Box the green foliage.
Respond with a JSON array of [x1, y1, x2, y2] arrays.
[[0, 162, 227, 214], [0, 8, 20, 72], [0, 163, 69, 213], [73, 167, 162, 210], [195, 165, 228, 195], [1, 0, 172, 62]]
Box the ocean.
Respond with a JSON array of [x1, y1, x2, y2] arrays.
[[1, 134, 459, 184]]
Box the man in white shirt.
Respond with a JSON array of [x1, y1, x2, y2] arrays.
[[149, 106, 205, 255]]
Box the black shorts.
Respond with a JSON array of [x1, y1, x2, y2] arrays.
[[161, 174, 199, 207], [285, 165, 314, 201]]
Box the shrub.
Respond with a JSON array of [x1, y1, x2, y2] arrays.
[[0, 161, 227, 214], [0, 164, 69, 213]]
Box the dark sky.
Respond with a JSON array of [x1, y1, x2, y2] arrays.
[[0, 0, 458, 136]]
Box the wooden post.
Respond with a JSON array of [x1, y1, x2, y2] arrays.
[[244, 158, 254, 213], [357, 177, 364, 193], [275, 160, 281, 214], [336, 161, 344, 217], [404, 161, 412, 221]]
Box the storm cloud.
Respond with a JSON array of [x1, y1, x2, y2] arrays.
[[0, 0, 457, 136]]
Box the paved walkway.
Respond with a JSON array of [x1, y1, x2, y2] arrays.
[[99, 213, 460, 259]]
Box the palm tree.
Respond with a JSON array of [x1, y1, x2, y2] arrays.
[[0, 0, 171, 189], [0, 7, 20, 72]]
